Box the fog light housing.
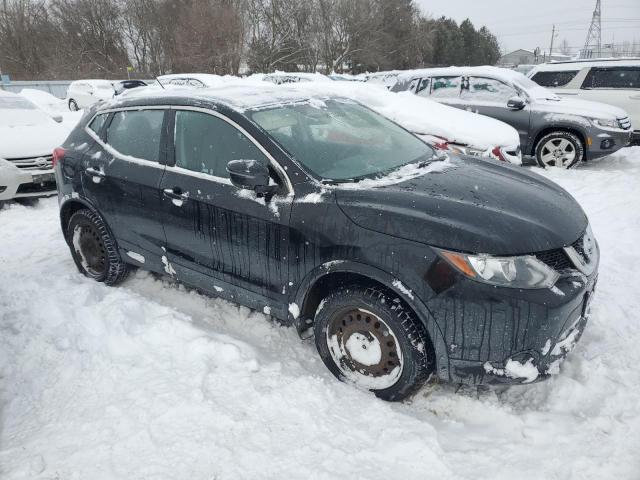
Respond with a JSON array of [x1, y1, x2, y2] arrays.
[[600, 138, 615, 149]]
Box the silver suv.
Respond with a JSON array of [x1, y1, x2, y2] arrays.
[[391, 66, 632, 168]]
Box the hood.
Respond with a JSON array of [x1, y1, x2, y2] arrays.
[[534, 96, 628, 120], [336, 156, 587, 255], [0, 111, 68, 158]]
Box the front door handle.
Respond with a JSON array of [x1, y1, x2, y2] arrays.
[[163, 188, 189, 205]]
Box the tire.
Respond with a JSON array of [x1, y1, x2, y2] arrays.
[[66, 209, 129, 285], [68, 99, 79, 111], [313, 284, 434, 401], [535, 131, 584, 169]]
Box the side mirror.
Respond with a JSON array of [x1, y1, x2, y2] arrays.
[[507, 96, 526, 110], [227, 159, 276, 196]]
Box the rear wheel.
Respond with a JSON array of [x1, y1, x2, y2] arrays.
[[313, 284, 434, 401], [67, 209, 129, 285], [535, 131, 583, 169], [68, 99, 79, 111]]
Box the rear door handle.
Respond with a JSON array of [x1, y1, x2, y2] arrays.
[[85, 166, 105, 177]]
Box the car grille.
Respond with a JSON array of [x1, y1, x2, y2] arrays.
[[534, 233, 589, 273], [618, 117, 632, 130], [7, 155, 53, 170], [535, 248, 573, 272], [16, 180, 57, 194]]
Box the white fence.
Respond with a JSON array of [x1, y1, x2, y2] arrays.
[[0, 80, 72, 99]]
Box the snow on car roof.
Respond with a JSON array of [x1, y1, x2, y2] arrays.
[[396, 66, 531, 85], [529, 58, 640, 73], [157, 73, 240, 87], [112, 81, 318, 111], [263, 71, 332, 82]]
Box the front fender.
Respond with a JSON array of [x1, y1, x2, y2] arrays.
[[292, 259, 452, 381]]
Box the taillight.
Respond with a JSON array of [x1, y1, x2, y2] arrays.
[[492, 146, 507, 162], [52, 147, 65, 168]]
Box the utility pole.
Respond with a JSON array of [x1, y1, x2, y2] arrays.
[[549, 24, 557, 60], [581, 0, 602, 59]]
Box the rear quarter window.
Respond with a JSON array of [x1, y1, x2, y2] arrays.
[[582, 67, 640, 89], [88, 113, 108, 135], [106, 109, 165, 162], [531, 70, 578, 87]]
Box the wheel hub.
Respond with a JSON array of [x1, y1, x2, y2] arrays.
[[326, 308, 403, 388], [74, 224, 106, 276]]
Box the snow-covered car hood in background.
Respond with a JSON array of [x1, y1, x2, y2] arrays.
[[288, 81, 520, 150], [0, 109, 68, 158], [533, 96, 629, 120]]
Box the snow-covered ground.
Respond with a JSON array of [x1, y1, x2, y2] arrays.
[[1, 148, 640, 479]]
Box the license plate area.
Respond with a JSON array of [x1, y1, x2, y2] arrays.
[[32, 172, 55, 184]]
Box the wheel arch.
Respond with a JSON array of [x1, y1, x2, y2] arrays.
[[292, 261, 451, 380], [530, 125, 588, 157], [59, 196, 100, 243]]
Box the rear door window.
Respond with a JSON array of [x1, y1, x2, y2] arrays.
[[582, 67, 640, 89], [173, 110, 268, 178], [531, 70, 579, 87], [106, 109, 165, 162], [461, 77, 517, 103], [429, 76, 462, 99]]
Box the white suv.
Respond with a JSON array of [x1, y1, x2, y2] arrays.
[[528, 59, 639, 142], [66, 80, 115, 111]]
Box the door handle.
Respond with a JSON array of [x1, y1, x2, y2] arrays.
[[85, 166, 105, 177], [163, 188, 189, 204]]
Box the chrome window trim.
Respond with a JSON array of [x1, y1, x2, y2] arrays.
[[84, 104, 294, 195], [84, 106, 166, 170], [171, 105, 293, 195]]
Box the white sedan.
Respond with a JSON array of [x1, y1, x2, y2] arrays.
[[0, 91, 68, 202]]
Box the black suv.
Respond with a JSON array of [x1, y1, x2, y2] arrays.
[[54, 86, 599, 401]]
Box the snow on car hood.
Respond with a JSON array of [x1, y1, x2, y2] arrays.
[[288, 82, 520, 150], [533, 96, 629, 120], [336, 155, 587, 255], [0, 109, 68, 158]]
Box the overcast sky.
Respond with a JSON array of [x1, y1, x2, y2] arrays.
[[415, 0, 640, 55]]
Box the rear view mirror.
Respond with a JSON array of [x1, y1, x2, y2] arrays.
[[227, 159, 276, 196], [507, 97, 526, 110]]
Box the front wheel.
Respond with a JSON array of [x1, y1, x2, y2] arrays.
[[66, 209, 129, 285], [313, 284, 434, 401], [68, 99, 79, 111], [535, 131, 584, 169]]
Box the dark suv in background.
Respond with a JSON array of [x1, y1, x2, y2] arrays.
[[54, 85, 598, 401]]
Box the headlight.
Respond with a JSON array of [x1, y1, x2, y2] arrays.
[[592, 118, 620, 129], [438, 249, 559, 289]]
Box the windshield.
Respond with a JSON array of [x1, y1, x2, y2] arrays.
[[0, 96, 37, 110], [250, 99, 434, 181], [95, 83, 114, 90]]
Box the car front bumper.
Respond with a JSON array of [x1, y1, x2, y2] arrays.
[[0, 167, 57, 201], [587, 128, 632, 160], [426, 268, 598, 386]]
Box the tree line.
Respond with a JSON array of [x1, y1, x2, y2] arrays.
[[0, 0, 502, 80]]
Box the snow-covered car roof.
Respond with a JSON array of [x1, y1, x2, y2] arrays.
[[158, 73, 242, 88], [105, 82, 317, 112], [528, 57, 640, 73], [396, 66, 532, 86], [263, 72, 332, 83], [70, 79, 113, 86]]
